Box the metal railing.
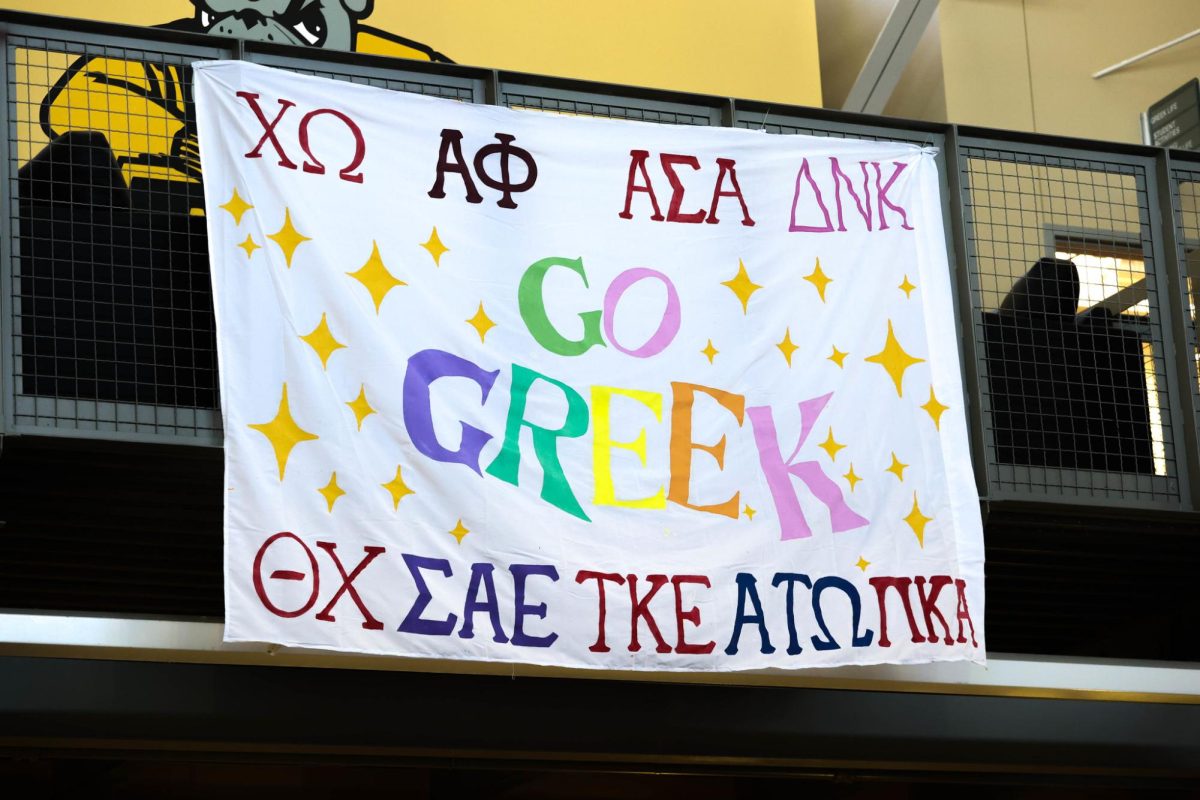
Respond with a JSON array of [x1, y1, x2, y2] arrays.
[[2, 10, 1199, 512]]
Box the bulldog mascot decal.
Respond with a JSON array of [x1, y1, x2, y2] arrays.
[[18, 2, 448, 407], [34, 0, 449, 214]]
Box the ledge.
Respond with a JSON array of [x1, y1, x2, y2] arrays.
[[1, 611, 1196, 704]]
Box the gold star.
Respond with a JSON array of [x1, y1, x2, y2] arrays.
[[449, 518, 470, 544], [248, 383, 319, 480], [421, 226, 449, 266], [267, 208, 311, 268], [818, 427, 845, 461], [743, 504, 756, 520], [803, 257, 832, 302], [299, 312, 346, 370], [345, 385, 376, 430], [921, 386, 949, 430], [347, 241, 406, 313], [865, 320, 924, 397], [843, 464, 861, 491], [721, 259, 761, 314], [382, 465, 415, 509], [855, 556, 871, 572], [701, 339, 719, 364], [827, 345, 848, 368], [466, 302, 496, 342], [219, 187, 253, 225], [899, 274, 917, 298], [776, 328, 799, 366], [903, 492, 932, 547], [237, 234, 261, 259], [318, 471, 346, 512], [886, 452, 908, 481]]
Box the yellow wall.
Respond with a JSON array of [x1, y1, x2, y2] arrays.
[[817, 0, 1199, 144], [941, 0, 1200, 143], [0, 0, 823, 106], [938, 0, 1035, 131]]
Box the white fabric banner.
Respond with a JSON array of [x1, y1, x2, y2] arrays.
[[195, 60, 984, 671]]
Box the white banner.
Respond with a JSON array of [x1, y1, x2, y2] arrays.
[[196, 60, 984, 671]]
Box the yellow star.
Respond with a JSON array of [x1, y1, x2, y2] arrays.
[[886, 452, 908, 481], [843, 464, 861, 491], [903, 492, 932, 547], [449, 518, 470, 544], [920, 386, 949, 430], [721, 259, 761, 314], [865, 320, 924, 397], [803, 257, 832, 302], [248, 383, 319, 480], [922, 388, 950, 431], [827, 345, 848, 368], [818, 427, 845, 461], [899, 274, 917, 298], [318, 471, 345, 512], [743, 504, 756, 520], [219, 187, 253, 225], [299, 312, 346, 370], [855, 556, 871, 572], [466, 302, 496, 343], [382, 465, 415, 509], [347, 241, 406, 313], [345, 385, 376, 430], [776, 328, 799, 366], [237, 234, 260, 259], [701, 339, 719, 364], [267, 208, 311, 268], [421, 226, 449, 267]]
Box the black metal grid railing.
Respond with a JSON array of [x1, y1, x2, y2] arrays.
[[248, 51, 481, 102], [502, 84, 719, 126], [7, 33, 225, 441], [734, 109, 937, 147], [957, 143, 1181, 505], [2, 11, 1199, 513], [3, 32, 479, 444], [1169, 166, 1200, 445]]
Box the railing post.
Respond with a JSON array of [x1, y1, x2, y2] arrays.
[[1155, 150, 1200, 509], [0, 22, 15, 436], [722, 98, 736, 128], [485, 68, 501, 106], [943, 125, 990, 499]]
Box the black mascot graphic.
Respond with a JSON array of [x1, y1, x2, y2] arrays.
[[18, 1, 448, 409]]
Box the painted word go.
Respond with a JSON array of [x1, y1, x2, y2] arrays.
[[237, 91, 367, 184], [519, 257, 681, 359]]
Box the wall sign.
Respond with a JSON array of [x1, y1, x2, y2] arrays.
[[1148, 79, 1200, 151], [196, 61, 984, 671]]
